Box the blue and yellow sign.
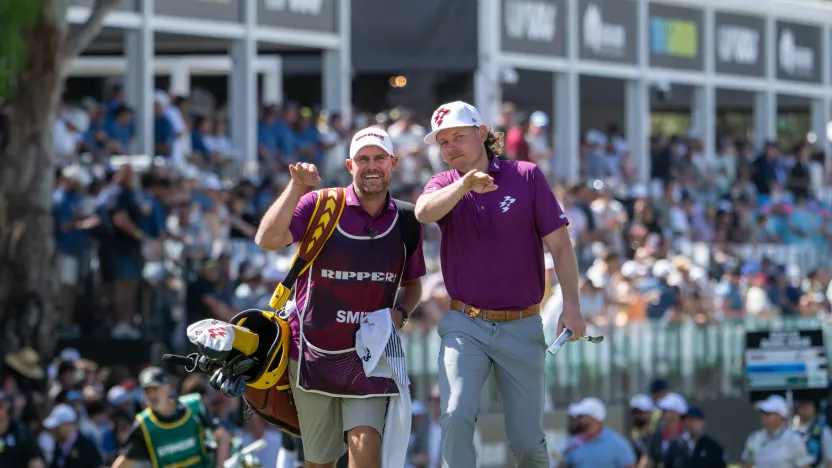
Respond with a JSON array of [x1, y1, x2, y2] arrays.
[[648, 4, 704, 70], [650, 17, 697, 57]]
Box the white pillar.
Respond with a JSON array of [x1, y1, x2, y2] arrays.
[[125, 0, 154, 156], [262, 57, 283, 105], [812, 99, 830, 152], [755, 14, 777, 148], [695, 4, 716, 164], [692, 86, 715, 159], [230, 0, 257, 177], [632, 0, 650, 182], [554, 0, 580, 182], [625, 80, 650, 182], [322, 0, 352, 121], [818, 24, 832, 165], [169, 61, 191, 96], [555, 73, 580, 182], [753, 92, 777, 147], [475, 0, 501, 125]]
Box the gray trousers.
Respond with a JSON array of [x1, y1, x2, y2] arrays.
[[437, 310, 550, 468]]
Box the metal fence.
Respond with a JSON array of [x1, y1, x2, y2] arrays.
[[403, 317, 832, 413]]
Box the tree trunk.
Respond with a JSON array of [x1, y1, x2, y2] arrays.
[[0, 2, 66, 358]]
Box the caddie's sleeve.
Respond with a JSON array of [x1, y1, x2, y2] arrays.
[[402, 224, 426, 280], [531, 165, 568, 237], [289, 190, 320, 243]]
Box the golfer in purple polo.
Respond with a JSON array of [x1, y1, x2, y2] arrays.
[[415, 101, 586, 468]]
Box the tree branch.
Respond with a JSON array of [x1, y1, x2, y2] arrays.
[[61, 0, 120, 59]]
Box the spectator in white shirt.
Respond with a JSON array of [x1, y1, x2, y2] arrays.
[[159, 91, 188, 166], [590, 187, 628, 255], [54, 109, 88, 165], [742, 395, 812, 468]]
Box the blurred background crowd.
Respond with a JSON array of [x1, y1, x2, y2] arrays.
[[52, 87, 832, 342]]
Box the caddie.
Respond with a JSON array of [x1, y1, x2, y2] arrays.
[[415, 101, 586, 468], [257, 126, 426, 467], [112, 367, 230, 468], [184, 127, 426, 468]]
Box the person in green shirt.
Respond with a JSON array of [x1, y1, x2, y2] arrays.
[[112, 367, 230, 468]]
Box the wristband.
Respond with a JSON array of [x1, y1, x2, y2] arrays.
[[393, 305, 409, 329]]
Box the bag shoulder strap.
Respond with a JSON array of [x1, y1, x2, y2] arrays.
[[269, 187, 347, 310], [394, 198, 420, 263]]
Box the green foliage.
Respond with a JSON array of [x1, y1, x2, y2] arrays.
[[0, 0, 45, 99]]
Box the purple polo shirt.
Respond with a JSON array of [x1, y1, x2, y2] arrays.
[[286, 184, 426, 359], [421, 158, 567, 310]]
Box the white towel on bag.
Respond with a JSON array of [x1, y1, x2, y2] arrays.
[[355, 308, 412, 468]]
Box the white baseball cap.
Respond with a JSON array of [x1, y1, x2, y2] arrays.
[[424, 101, 483, 145], [349, 127, 395, 159], [755, 395, 789, 418], [568, 397, 606, 422], [629, 393, 655, 412], [657, 392, 689, 414], [44, 404, 78, 429]]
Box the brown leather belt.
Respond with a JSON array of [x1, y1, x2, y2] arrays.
[[450, 299, 540, 322]]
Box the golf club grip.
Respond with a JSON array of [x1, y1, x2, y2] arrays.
[[163, 354, 194, 368], [162, 353, 221, 374]]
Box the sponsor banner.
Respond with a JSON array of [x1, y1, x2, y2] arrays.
[[776, 20, 822, 83], [500, 0, 566, 57], [648, 3, 704, 70], [578, 0, 637, 64], [257, 0, 337, 33], [714, 12, 766, 77]]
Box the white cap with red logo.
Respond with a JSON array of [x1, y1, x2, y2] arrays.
[[349, 127, 395, 159], [424, 101, 483, 145]]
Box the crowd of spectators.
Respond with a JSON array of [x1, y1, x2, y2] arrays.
[[50, 85, 832, 341]]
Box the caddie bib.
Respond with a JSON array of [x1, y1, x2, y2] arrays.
[[296, 210, 405, 397], [137, 393, 213, 468]]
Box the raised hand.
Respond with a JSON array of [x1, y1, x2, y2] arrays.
[[288, 162, 322, 187], [460, 169, 498, 194]]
